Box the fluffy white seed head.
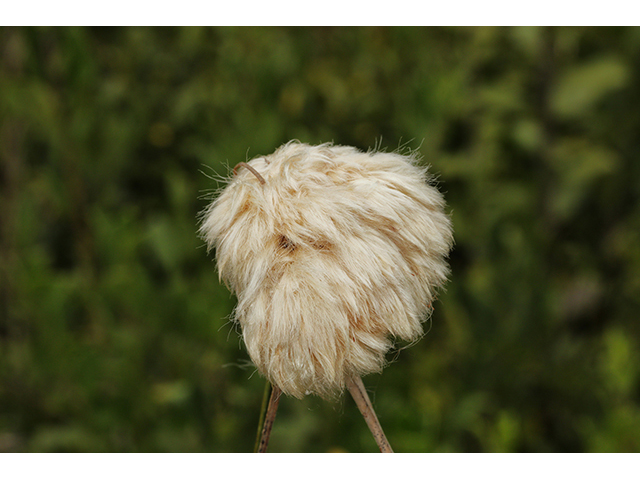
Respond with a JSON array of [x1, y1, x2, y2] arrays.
[[200, 141, 453, 399]]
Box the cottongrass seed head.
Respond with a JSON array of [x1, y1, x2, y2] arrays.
[[200, 141, 453, 399]]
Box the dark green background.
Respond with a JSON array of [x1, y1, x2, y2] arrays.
[[1, 26, 639, 452]]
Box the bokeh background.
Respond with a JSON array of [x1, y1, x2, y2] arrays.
[[1, 26, 640, 453]]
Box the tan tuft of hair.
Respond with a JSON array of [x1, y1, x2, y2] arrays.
[[200, 141, 453, 399]]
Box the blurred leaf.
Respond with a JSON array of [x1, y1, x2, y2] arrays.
[[550, 138, 618, 219], [151, 381, 191, 406], [30, 425, 105, 452], [551, 56, 630, 117], [600, 328, 638, 397]]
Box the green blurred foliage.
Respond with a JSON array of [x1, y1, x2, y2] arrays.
[[1, 26, 640, 452]]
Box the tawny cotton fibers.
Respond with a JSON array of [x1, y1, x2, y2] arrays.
[[200, 141, 453, 399]]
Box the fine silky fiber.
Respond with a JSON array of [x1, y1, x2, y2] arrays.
[[200, 142, 453, 398]]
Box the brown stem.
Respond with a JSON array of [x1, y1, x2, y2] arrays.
[[346, 376, 394, 453], [257, 383, 281, 453]]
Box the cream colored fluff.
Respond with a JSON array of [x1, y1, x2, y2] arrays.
[[200, 142, 453, 399]]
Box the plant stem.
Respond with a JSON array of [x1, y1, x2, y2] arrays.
[[256, 382, 281, 453], [253, 380, 272, 452], [346, 375, 394, 453]]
